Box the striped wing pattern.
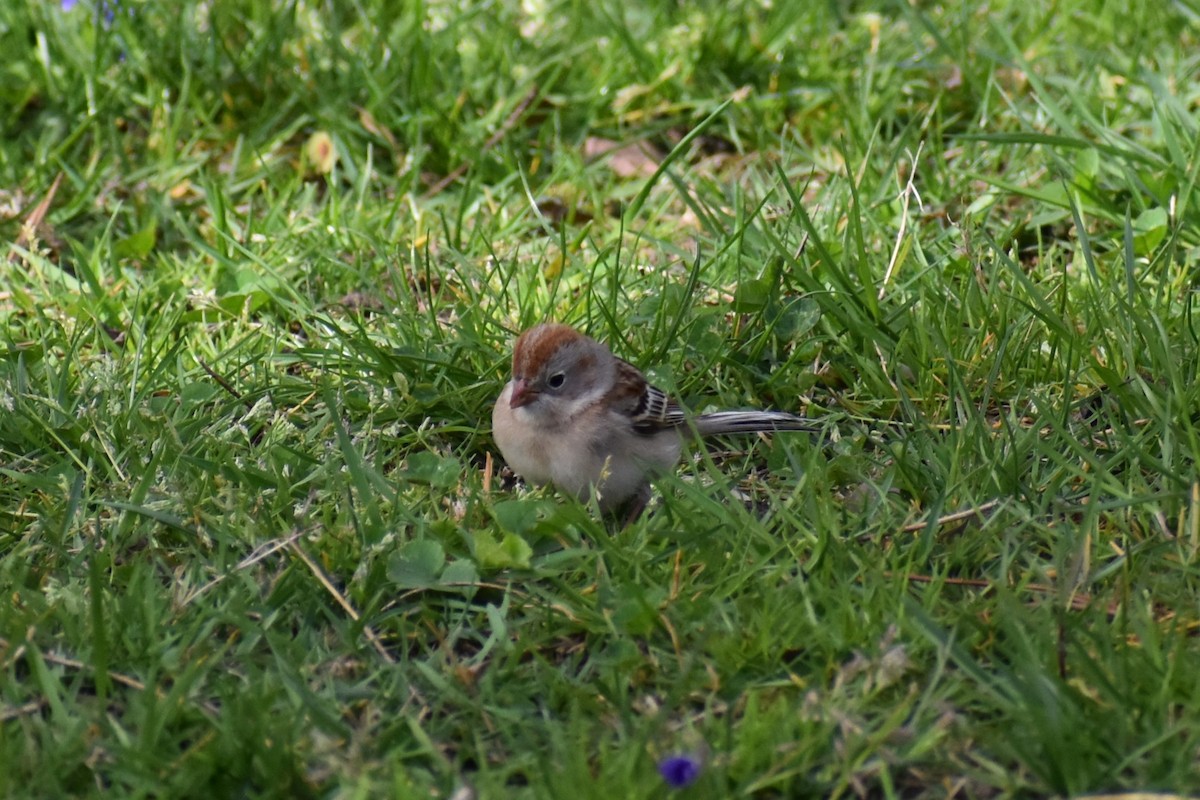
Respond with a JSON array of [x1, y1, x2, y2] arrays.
[[614, 358, 814, 437]]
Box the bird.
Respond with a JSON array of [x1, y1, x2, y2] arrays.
[[491, 322, 817, 518]]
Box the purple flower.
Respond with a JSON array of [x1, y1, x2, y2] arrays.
[[658, 754, 702, 788], [59, 0, 119, 24]]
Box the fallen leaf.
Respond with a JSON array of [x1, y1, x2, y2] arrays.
[[11, 173, 62, 263], [583, 136, 661, 178], [356, 105, 398, 151]]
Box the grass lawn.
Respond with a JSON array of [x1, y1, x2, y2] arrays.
[[3, 0, 1200, 796]]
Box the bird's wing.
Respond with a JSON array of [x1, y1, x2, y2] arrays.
[[612, 359, 687, 434]]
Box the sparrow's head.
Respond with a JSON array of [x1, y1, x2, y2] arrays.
[[507, 323, 614, 414]]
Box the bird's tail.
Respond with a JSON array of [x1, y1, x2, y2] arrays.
[[691, 411, 819, 437]]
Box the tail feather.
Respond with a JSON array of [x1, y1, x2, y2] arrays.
[[691, 411, 818, 437]]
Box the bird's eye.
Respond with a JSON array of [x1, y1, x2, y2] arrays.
[[547, 372, 566, 389]]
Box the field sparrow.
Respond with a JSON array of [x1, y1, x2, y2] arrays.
[[492, 323, 817, 516]]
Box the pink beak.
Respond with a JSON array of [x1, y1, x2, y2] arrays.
[[509, 378, 536, 408]]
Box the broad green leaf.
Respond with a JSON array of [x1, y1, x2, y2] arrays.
[[732, 278, 771, 313], [473, 531, 532, 570], [490, 499, 541, 533], [114, 220, 158, 259], [1132, 207, 1168, 254], [403, 452, 460, 488], [440, 560, 480, 586], [387, 539, 446, 588]]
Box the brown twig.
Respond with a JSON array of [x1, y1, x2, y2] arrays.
[[0, 636, 147, 692], [287, 541, 432, 729], [180, 529, 306, 606], [900, 573, 1099, 613], [899, 499, 1004, 534], [287, 540, 396, 665], [196, 356, 243, 401], [0, 636, 220, 717], [0, 699, 47, 721]]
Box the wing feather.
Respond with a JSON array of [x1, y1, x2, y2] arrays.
[[611, 359, 686, 434]]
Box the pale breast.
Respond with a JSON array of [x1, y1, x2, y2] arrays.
[[492, 384, 555, 485]]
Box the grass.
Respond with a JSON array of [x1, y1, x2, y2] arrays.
[[2, 0, 1199, 796]]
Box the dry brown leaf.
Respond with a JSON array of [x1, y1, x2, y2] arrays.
[[356, 105, 398, 151], [11, 172, 63, 262], [583, 136, 662, 179]]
